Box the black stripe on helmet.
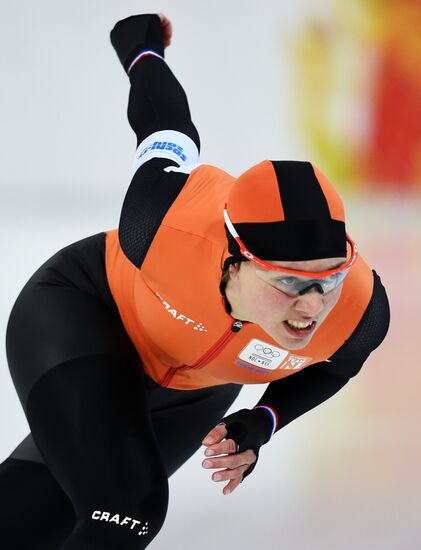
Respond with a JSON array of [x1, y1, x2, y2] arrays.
[[271, 161, 332, 221]]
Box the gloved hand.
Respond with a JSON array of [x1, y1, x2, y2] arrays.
[[202, 407, 274, 494], [110, 14, 165, 72]]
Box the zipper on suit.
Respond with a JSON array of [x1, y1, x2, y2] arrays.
[[159, 320, 245, 387]]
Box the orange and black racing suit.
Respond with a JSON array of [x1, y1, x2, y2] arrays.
[[1, 15, 390, 550]]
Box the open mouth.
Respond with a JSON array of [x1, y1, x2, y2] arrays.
[[283, 320, 317, 337]]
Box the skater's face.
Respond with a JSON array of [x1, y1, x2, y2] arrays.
[[224, 257, 347, 350]]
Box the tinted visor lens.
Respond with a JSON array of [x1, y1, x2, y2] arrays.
[[257, 268, 350, 296]]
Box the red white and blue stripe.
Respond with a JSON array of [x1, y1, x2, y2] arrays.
[[128, 49, 164, 74], [253, 405, 279, 439]]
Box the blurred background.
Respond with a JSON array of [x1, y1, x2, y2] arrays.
[[1, 1, 420, 548]]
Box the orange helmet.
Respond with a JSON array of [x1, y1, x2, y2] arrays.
[[224, 160, 348, 266]]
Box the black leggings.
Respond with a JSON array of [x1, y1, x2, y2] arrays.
[[2, 233, 242, 549]]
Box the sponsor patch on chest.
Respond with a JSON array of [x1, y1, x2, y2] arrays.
[[237, 339, 311, 372]]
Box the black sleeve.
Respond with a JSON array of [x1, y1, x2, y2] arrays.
[[111, 14, 200, 148], [254, 269, 390, 432], [127, 55, 200, 149]]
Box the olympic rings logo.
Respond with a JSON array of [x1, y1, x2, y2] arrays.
[[254, 344, 280, 358]]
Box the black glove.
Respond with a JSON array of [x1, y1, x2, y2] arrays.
[[110, 14, 164, 73], [219, 407, 274, 482]]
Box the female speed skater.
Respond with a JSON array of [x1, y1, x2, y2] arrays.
[[0, 13, 390, 550]]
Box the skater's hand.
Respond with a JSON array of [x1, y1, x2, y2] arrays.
[[157, 13, 172, 48], [201, 423, 257, 495]]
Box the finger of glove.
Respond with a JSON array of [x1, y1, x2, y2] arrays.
[[203, 449, 255, 470], [212, 462, 252, 482], [202, 423, 228, 446], [204, 437, 238, 457], [223, 476, 243, 495]]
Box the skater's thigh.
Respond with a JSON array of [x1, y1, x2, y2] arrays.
[[5, 258, 168, 508], [5, 257, 141, 412]]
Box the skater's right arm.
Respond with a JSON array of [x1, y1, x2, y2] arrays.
[[110, 14, 201, 268]]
